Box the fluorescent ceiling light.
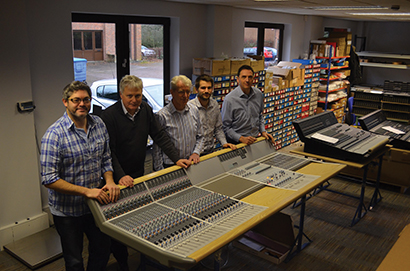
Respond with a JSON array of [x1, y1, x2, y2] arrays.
[[309, 6, 388, 11], [348, 13, 410, 16], [254, 0, 289, 2]]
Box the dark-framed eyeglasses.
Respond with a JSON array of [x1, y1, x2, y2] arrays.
[[69, 97, 92, 105]]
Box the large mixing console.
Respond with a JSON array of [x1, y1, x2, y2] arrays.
[[359, 109, 410, 150], [293, 111, 390, 162], [87, 140, 327, 269]]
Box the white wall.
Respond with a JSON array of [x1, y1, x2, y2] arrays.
[[0, 0, 47, 247], [1, 0, 383, 248]]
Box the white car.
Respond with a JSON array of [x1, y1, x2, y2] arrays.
[[141, 45, 156, 57], [90, 78, 164, 114]]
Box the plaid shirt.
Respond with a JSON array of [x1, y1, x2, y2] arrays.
[[40, 112, 113, 216]]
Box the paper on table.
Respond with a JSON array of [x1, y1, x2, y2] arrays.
[[382, 126, 405, 135], [311, 132, 339, 144]]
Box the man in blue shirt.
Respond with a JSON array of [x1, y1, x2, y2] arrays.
[[40, 81, 120, 271], [221, 65, 274, 145]]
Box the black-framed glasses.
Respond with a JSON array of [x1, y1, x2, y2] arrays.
[[69, 97, 92, 105]]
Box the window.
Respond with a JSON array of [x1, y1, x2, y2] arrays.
[[72, 14, 170, 108], [244, 22, 284, 67]]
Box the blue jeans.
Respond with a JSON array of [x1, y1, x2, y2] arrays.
[[53, 214, 111, 271]]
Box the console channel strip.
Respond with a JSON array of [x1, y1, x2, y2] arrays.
[[260, 153, 311, 171], [229, 162, 319, 190], [158, 186, 267, 229], [99, 182, 152, 220], [145, 169, 192, 200]]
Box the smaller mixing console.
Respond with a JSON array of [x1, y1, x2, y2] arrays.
[[229, 161, 319, 190]]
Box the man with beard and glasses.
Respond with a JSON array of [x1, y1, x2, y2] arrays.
[[40, 81, 120, 271], [188, 74, 236, 155]]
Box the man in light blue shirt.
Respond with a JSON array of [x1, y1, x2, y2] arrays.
[[221, 65, 274, 145], [153, 75, 205, 170]]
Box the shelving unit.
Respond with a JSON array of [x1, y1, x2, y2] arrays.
[[351, 87, 410, 123], [316, 53, 350, 122], [357, 52, 410, 69]]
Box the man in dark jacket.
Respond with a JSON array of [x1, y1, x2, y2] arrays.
[[101, 75, 190, 270]]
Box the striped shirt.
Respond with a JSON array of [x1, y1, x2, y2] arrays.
[[188, 97, 228, 154], [153, 102, 204, 170], [40, 112, 113, 217]]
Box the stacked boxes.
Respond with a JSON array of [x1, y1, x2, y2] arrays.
[[267, 61, 305, 88], [310, 31, 352, 58], [192, 58, 231, 76]]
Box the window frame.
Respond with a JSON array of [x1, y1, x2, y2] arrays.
[[72, 13, 171, 103], [244, 22, 284, 62]]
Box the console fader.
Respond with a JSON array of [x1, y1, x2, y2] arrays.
[[88, 168, 267, 267], [87, 140, 322, 269]]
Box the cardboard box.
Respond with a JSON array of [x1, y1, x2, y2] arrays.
[[233, 212, 295, 264], [248, 55, 265, 72], [268, 62, 305, 87], [231, 58, 251, 75], [272, 76, 288, 89], [192, 58, 231, 76], [340, 148, 410, 192], [250, 59, 265, 72], [328, 32, 352, 56]]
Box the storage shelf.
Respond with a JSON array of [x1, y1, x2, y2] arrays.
[[320, 65, 349, 70], [320, 77, 340, 81], [318, 87, 346, 93], [317, 96, 346, 103], [381, 101, 410, 106], [382, 108, 410, 114], [353, 105, 381, 110], [360, 62, 409, 69], [353, 98, 382, 102], [356, 51, 410, 60], [317, 56, 350, 59]]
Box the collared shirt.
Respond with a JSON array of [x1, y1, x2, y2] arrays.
[[153, 102, 204, 170], [121, 100, 140, 121], [40, 112, 113, 217], [221, 86, 266, 143], [188, 97, 228, 154]]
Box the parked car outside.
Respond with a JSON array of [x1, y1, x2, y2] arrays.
[[243, 47, 277, 61], [89, 78, 164, 114], [141, 45, 156, 57]]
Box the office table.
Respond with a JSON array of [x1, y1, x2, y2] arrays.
[[88, 139, 346, 270], [290, 144, 390, 226]]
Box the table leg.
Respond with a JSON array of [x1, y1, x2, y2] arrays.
[[369, 154, 384, 210], [285, 195, 311, 262], [351, 165, 368, 226]]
